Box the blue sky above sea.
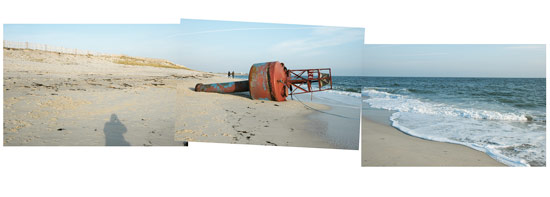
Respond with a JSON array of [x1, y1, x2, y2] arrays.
[[364, 44, 546, 78]]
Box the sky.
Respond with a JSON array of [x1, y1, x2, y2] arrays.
[[3, 20, 365, 76], [363, 44, 546, 78], [176, 19, 364, 75], [3, 24, 185, 59]]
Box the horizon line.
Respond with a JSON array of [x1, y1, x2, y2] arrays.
[[357, 75, 546, 79]]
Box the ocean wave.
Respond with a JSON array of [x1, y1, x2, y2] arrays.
[[362, 89, 531, 122], [294, 84, 362, 98], [325, 90, 361, 98], [407, 88, 435, 94]]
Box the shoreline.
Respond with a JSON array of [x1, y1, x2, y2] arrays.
[[362, 107, 506, 166], [300, 95, 360, 150]]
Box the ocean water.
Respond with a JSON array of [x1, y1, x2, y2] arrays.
[[361, 77, 546, 166]]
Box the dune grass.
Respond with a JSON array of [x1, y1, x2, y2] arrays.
[[113, 55, 191, 70], [4, 47, 193, 70]]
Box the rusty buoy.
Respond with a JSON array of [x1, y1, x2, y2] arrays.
[[194, 61, 332, 102], [248, 61, 289, 101], [194, 81, 249, 93]]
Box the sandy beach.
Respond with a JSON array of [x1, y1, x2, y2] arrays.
[[174, 76, 350, 149], [3, 48, 204, 146], [361, 108, 506, 166], [3, 48, 357, 148]]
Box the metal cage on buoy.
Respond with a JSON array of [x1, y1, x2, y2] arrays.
[[194, 61, 332, 101]]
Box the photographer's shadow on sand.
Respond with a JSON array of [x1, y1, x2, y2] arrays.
[[104, 114, 130, 146]]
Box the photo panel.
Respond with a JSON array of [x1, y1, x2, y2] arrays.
[[3, 24, 190, 146], [361, 44, 546, 166], [174, 19, 364, 149]]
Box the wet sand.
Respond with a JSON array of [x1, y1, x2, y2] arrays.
[[3, 48, 202, 146], [304, 96, 360, 149], [362, 108, 506, 166]]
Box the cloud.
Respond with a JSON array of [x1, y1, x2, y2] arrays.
[[394, 52, 448, 57], [503, 45, 545, 50], [163, 27, 319, 39], [364, 45, 396, 49], [269, 27, 364, 55]]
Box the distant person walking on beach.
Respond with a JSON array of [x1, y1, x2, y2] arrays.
[[232, 71, 235, 78], [228, 71, 231, 78]]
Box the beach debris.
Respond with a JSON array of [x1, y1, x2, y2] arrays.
[[194, 61, 332, 101]]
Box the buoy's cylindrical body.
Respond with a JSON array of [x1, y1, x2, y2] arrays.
[[194, 61, 290, 102], [195, 81, 249, 93], [248, 61, 288, 101]]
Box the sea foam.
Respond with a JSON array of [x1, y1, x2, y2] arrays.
[[363, 89, 529, 121]]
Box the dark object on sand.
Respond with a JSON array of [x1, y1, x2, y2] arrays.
[[195, 61, 332, 101], [104, 114, 130, 146]]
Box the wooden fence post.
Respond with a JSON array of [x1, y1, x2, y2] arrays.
[[3, 40, 106, 56]]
